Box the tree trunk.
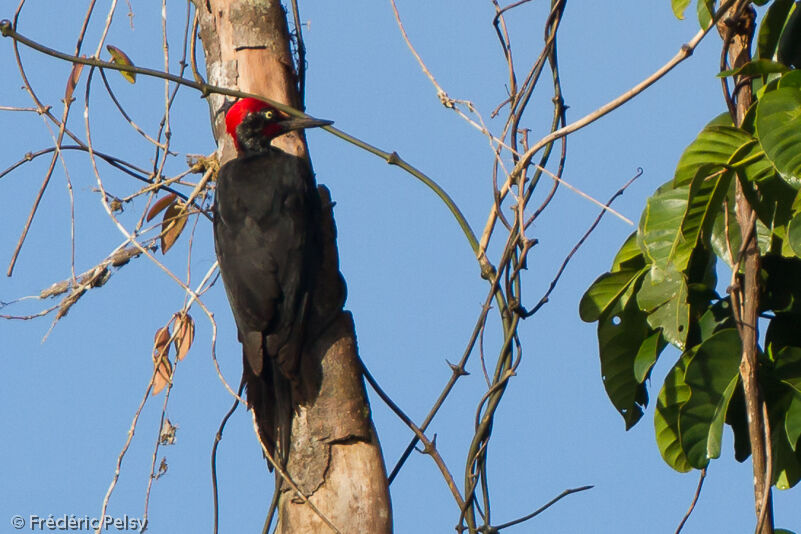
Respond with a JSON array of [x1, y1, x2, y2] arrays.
[[193, 1, 392, 531], [720, 6, 774, 533]]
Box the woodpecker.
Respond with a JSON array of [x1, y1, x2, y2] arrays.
[[213, 97, 331, 463]]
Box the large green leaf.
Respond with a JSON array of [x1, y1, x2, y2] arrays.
[[598, 297, 651, 429], [655, 356, 693, 472], [779, 69, 801, 90], [673, 123, 751, 187], [756, 86, 801, 186], [637, 266, 690, 350], [758, 0, 795, 60], [579, 268, 646, 323], [681, 165, 732, 255], [718, 59, 789, 78], [729, 137, 777, 183], [779, 1, 801, 68], [639, 184, 692, 272], [679, 329, 742, 468]]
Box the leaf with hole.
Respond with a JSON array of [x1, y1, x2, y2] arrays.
[[637, 266, 690, 350], [597, 297, 652, 430]]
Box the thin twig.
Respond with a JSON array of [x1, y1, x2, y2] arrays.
[[362, 361, 465, 509], [675, 468, 706, 534], [212, 380, 245, 534], [491, 485, 594, 531], [524, 167, 642, 318]]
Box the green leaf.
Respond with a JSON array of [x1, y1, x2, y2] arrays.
[[637, 266, 690, 350], [779, 69, 801, 90], [696, 0, 714, 29], [681, 165, 732, 255], [680, 329, 742, 468], [674, 123, 754, 187], [756, 86, 801, 186], [612, 231, 646, 272], [709, 182, 741, 267], [771, 398, 801, 488], [106, 45, 136, 84], [579, 268, 646, 323], [718, 59, 790, 78], [775, 346, 801, 384], [779, 1, 801, 68], [655, 356, 693, 472], [697, 299, 735, 341], [729, 138, 778, 184], [639, 184, 692, 272], [671, 0, 692, 19], [726, 381, 752, 462], [634, 331, 663, 383], [598, 297, 651, 429], [767, 314, 801, 354], [762, 255, 801, 314], [788, 212, 801, 257], [784, 384, 801, 450], [758, 0, 795, 60]]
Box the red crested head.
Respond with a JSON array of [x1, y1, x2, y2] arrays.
[[224, 98, 333, 155], [225, 98, 333, 154], [225, 98, 279, 152]]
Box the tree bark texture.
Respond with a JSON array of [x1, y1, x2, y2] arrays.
[[721, 5, 774, 533], [193, 1, 392, 532]]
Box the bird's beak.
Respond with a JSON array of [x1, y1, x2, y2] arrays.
[[276, 116, 334, 134]]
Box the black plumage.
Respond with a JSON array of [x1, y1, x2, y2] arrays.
[[212, 99, 329, 462]]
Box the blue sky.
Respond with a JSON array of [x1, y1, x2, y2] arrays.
[[1, 1, 799, 533]]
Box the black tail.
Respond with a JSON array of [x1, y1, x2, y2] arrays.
[[243, 353, 293, 473]]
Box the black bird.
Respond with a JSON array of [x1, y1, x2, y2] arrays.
[[213, 97, 331, 463]]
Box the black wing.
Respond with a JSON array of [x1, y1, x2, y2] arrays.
[[213, 151, 316, 385]]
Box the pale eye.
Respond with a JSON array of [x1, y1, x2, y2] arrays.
[[264, 110, 274, 119]]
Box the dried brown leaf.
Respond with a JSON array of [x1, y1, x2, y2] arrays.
[[160, 202, 187, 254], [147, 193, 176, 222], [151, 326, 172, 395], [65, 61, 84, 103], [152, 357, 172, 395], [153, 326, 171, 361], [173, 313, 194, 361]]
